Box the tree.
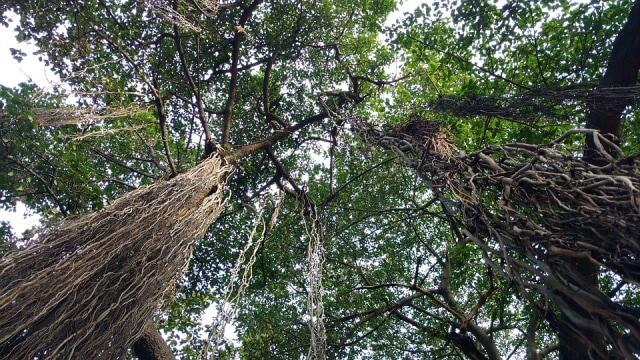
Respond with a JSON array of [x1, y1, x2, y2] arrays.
[[0, 0, 390, 358], [1, 0, 639, 359]]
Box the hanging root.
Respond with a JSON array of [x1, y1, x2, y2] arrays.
[[431, 86, 640, 123], [0, 153, 232, 359], [202, 194, 282, 359], [142, 0, 222, 33], [352, 116, 640, 358], [192, 0, 219, 14], [143, 0, 204, 33], [34, 104, 151, 127], [302, 205, 327, 360]]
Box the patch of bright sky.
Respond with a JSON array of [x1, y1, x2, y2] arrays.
[[0, 12, 58, 89], [0, 12, 52, 237], [387, 0, 423, 26]]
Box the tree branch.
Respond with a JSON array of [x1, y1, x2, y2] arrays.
[[585, 0, 640, 144], [131, 323, 176, 360], [221, 0, 263, 146], [173, 24, 213, 148], [152, 83, 178, 176]]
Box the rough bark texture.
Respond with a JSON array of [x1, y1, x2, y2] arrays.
[[0, 154, 232, 359], [585, 0, 640, 146], [356, 117, 640, 358], [132, 324, 176, 360], [559, 1, 640, 359]]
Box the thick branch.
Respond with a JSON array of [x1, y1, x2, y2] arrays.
[[226, 88, 360, 162], [131, 323, 176, 360], [225, 112, 324, 161], [585, 0, 640, 151], [220, 0, 263, 146], [173, 25, 213, 147], [220, 29, 243, 146]]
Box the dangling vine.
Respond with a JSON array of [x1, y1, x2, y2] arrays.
[[301, 202, 327, 360], [201, 194, 283, 359], [267, 146, 329, 360]]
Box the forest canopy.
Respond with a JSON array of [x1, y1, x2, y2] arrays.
[[1, 0, 639, 359]]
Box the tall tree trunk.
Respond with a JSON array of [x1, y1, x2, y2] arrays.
[[0, 96, 341, 359], [584, 0, 640, 155], [0, 154, 232, 359], [559, 1, 640, 359]]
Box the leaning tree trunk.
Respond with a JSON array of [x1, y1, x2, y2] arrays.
[[560, 1, 640, 358], [585, 0, 640, 155], [0, 153, 232, 359], [355, 118, 640, 358]]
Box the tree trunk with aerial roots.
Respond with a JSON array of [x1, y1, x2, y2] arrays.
[[0, 153, 232, 359], [354, 117, 640, 358]]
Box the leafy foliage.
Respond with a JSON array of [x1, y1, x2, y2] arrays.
[[1, 0, 639, 359]]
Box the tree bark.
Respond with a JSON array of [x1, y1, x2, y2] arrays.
[[584, 0, 640, 159], [0, 154, 231, 359], [132, 323, 176, 360], [446, 332, 490, 360], [559, 1, 640, 359]]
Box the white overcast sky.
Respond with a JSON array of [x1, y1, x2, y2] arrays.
[[0, 14, 48, 235], [0, 1, 423, 236]]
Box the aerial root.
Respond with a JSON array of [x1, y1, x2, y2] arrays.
[[0, 153, 232, 359], [353, 116, 640, 357]]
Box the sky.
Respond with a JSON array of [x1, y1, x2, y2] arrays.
[[0, 13, 56, 88]]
